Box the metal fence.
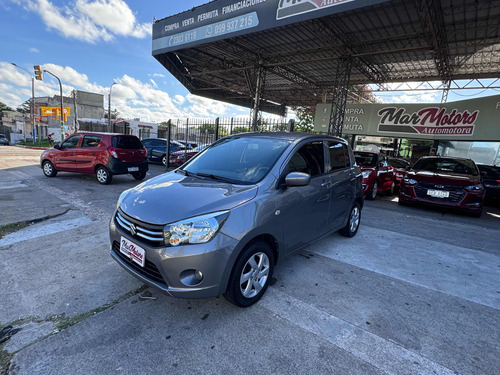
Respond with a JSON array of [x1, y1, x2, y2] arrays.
[[78, 121, 130, 134]]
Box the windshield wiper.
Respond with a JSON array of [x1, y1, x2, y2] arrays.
[[175, 169, 190, 176], [196, 172, 236, 183]]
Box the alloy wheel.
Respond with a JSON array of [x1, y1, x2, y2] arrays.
[[239, 252, 270, 299], [349, 206, 360, 233]]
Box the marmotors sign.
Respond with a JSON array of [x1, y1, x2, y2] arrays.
[[377, 107, 478, 136], [314, 94, 500, 141]]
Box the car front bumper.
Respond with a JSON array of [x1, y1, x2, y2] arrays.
[[109, 211, 238, 299], [399, 185, 483, 212]]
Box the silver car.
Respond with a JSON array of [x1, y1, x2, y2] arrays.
[[110, 132, 363, 307]]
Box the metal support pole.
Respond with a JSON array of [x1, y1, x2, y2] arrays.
[[214, 117, 220, 141], [166, 119, 171, 170], [43, 69, 64, 141], [108, 82, 116, 127], [251, 65, 266, 132], [184, 119, 189, 164], [287, 119, 295, 132], [328, 57, 352, 137]]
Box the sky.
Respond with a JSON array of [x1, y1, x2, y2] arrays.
[[1, 0, 499, 123]]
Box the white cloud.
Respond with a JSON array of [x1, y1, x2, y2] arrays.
[[149, 73, 165, 78], [173, 95, 185, 105], [16, 0, 151, 43], [149, 79, 158, 88], [0, 61, 246, 122], [29, 47, 39, 53]]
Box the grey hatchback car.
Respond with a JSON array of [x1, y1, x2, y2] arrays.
[[110, 132, 363, 307]]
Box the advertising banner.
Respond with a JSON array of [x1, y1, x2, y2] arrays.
[[314, 95, 500, 141], [152, 0, 390, 54]]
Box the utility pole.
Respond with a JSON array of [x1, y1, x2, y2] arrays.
[[108, 82, 116, 127], [11, 63, 35, 142], [43, 69, 64, 141], [73, 90, 79, 131]]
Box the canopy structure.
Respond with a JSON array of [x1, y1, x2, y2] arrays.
[[153, 0, 500, 134]]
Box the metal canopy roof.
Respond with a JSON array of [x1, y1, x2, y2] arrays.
[[153, 0, 500, 115]]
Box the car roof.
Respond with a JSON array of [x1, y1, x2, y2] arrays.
[[76, 132, 137, 137], [418, 156, 474, 162], [224, 131, 347, 144]]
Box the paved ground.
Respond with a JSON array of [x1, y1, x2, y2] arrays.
[[1, 145, 499, 375]]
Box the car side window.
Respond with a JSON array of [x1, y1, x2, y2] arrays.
[[379, 157, 388, 168], [141, 139, 152, 146], [61, 135, 80, 149], [153, 140, 166, 147], [81, 135, 101, 148], [287, 141, 325, 177], [328, 142, 349, 171]]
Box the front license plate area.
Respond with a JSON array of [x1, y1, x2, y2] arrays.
[[128, 167, 139, 172], [427, 189, 449, 198], [119, 236, 146, 267]]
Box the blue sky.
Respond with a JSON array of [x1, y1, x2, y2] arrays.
[[1, 0, 499, 123]]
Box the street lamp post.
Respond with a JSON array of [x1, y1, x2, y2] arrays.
[[11, 63, 34, 142], [108, 82, 116, 128], [43, 69, 64, 141]]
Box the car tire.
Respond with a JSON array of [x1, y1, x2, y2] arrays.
[[42, 160, 57, 177], [388, 180, 396, 196], [132, 171, 146, 180], [161, 155, 167, 166], [367, 180, 378, 200], [340, 202, 361, 237], [96, 166, 112, 185], [224, 241, 274, 308]]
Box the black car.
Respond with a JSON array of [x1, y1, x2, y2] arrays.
[[477, 164, 500, 200], [0, 134, 9, 145]]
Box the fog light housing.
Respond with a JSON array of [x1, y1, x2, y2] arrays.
[[180, 269, 204, 286]]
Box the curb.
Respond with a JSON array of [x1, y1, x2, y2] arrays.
[[14, 145, 47, 150]]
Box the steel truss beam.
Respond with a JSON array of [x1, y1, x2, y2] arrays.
[[251, 65, 266, 131], [329, 57, 352, 137], [418, 0, 452, 84]]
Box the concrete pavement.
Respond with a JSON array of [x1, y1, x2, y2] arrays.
[[1, 146, 499, 375]]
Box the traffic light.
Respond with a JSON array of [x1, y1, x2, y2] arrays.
[[34, 65, 43, 81]]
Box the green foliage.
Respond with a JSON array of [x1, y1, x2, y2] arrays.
[[292, 106, 315, 133], [199, 123, 215, 134], [232, 126, 250, 134], [0, 102, 13, 116], [16, 100, 31, 114]]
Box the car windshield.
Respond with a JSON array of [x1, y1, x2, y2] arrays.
[[354, 152, 377, 167], [412, 158, 478, 176], [389, 159, 409, 169], [183, 136, 291, 184]]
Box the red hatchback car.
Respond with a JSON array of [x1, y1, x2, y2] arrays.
[[40, 132, 148, 184], [399, 156, 485, 217], [354, 151, 395, 199]]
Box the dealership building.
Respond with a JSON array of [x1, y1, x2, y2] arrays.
[[150, 0, 500, 166]]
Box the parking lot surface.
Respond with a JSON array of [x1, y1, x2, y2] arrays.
[[1, 146, 499, 375]]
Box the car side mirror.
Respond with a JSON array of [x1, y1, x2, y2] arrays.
[[53, 144, 61, 150], [285, 172, 311, 187], [480, 171, 487, 177]]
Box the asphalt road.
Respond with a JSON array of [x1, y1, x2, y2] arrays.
[[1, 145, 499, 375]]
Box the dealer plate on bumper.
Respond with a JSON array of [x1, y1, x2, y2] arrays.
[[427, 189, 449, 198], [128, 167, 139, 172], [119, 236, 145, 267]]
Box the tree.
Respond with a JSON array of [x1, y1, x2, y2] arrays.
[[232, 126, 250, 134], [199, 123, 215, 134], [291, 106, 315, 133], [0, 102, 13, 117], [16, 100, 31, 114]]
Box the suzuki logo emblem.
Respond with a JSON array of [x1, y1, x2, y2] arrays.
[[130, 224, 137, 236], [435, 185, 444, 189]]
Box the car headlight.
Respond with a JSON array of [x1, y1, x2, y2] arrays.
[[116, 189, 131, 209], [403, 178, 417, 185], [465, 184, 484, 192], [164, 211, 229, 246], [361, 170, 372, 179]]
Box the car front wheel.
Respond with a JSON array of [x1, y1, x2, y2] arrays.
[[96, 166, 112, 185], [340, 202, 361, 237], [224, 241, 274, 308], [161, 155, 167, 166], [42, 160, 57, 177]]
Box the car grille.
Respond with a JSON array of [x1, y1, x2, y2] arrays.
[[112, 240, 166, 286], [115, 210, 164, 247], [414, 181, 466, 203]]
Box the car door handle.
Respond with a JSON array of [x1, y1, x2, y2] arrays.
[[321, 181, 332, 188]]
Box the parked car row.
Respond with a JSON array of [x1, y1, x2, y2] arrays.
[[0, 134, 9, 145]]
